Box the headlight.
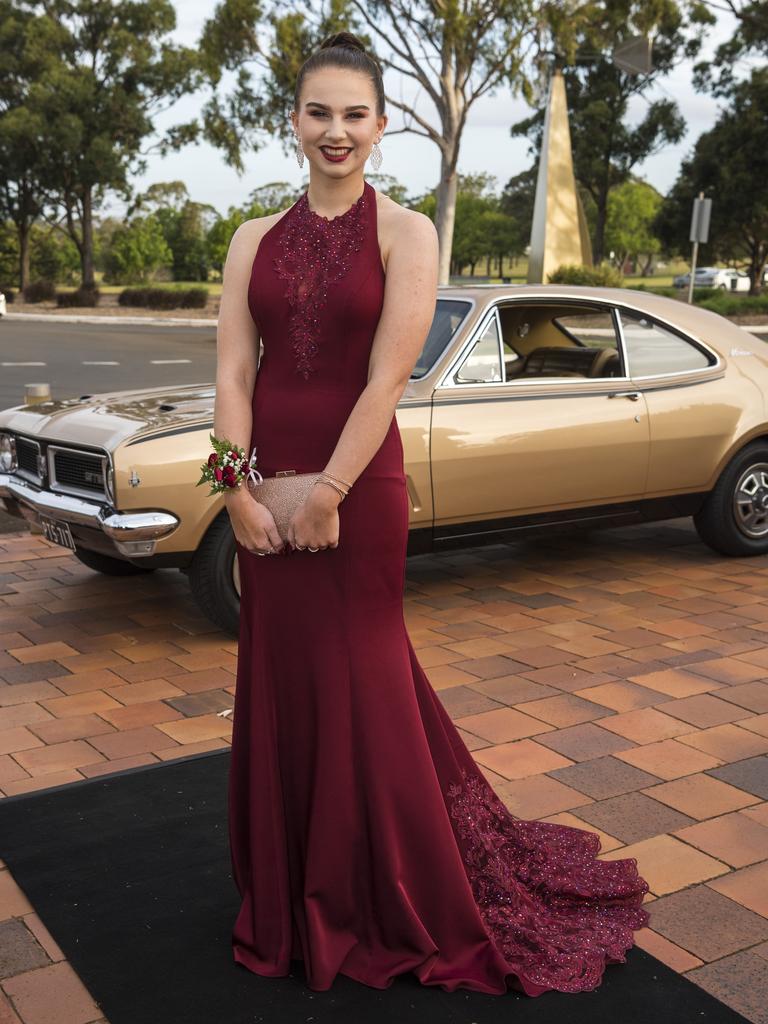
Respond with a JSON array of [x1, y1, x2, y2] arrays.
[[0, 433, 17, 473]]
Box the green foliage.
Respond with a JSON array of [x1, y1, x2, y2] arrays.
[[104, 215, 172, 284], [442, 174, 523, 275], [548, 263, 625, 287], [696, 292, 768, 316], [155, 202, 217, 281], [693, 0, 768, 95], [0, 0, 202, 289], [118, 286, 209, 309], [655, 67, 768, 293], [605, 180, 664, 269]]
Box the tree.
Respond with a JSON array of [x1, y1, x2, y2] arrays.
[[104, 215, 172, 283], [693, 0, 768, 95], [511, 0, 705, 263], [604, 179, 663, 273], [655, 68, 768, 294], [197, 0, 538, 284], [16, 0, 200, 288], [444, 174, 522, 277], [0, 1, 58, 290]]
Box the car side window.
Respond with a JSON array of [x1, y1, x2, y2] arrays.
[[502, 304, 623, 381], [454, 312, 502, 383], [620, 311, 713, 377]]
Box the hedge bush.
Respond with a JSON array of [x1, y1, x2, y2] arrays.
[[547, 263, 625, 287], [697, 292, 768, 316], [118, 286, 209, 310], [22, 280, 56, 303], [56, 285, 101, 307]]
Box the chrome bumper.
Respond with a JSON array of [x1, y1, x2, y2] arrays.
[[0, 471, 179, 555]]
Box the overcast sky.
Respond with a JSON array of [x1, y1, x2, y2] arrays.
[[104, 1, 749, 219]]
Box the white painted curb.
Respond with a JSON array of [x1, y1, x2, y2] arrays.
[[1, 312, 217, 327]]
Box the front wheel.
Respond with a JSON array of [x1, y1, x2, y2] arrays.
[[187, 511, 240, 636], [693, 443, 768, 556]]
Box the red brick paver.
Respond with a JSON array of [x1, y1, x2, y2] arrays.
[[2, 518, 768, 1022]]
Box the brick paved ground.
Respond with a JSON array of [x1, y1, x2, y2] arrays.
[[1, 518, 768, 1023]]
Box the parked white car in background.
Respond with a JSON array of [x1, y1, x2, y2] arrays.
[[0, 291, 6, 317], [673, 267, 751, 291]]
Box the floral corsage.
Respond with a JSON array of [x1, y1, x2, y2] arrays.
[[197, 433, 261, 495]]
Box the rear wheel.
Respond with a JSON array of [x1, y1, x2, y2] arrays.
[[188, 511, 240, 636], [693, 443, 768, 555]]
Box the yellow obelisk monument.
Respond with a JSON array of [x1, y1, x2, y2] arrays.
[[527, 67, 593, 283]]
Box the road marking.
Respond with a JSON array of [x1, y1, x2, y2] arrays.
[[82, 360, 120, 365], [150, 359, 192, 364], [2, 361, 46, 366]]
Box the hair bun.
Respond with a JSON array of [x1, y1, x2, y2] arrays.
[[319, 31, 367, 54]]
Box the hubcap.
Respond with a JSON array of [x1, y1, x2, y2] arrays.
[[732, 462, 768, 538]]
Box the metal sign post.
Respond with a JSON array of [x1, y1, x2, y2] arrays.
[[688, 192, 712, 304]]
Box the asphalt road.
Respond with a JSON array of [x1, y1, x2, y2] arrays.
[[0, 319, 218, 410], [0, 319, 219, 531]]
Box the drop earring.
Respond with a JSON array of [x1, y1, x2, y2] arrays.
[[294, 132, 305, 168], [370, 139, 383, 171]]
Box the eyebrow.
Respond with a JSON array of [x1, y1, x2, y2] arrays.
[[305, 102, 370, 111]]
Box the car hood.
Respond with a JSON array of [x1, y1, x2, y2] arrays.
[[0, 383, 215, 450]]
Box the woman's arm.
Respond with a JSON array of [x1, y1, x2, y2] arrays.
[[213, 217, 286, 554], [319, 209, 439, 494], [214, 220, 262, 514]]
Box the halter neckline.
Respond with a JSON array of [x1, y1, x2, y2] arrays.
[[301, 181, 368, 224]]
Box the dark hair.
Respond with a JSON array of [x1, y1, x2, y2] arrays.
[[294, 31, 385, 118]]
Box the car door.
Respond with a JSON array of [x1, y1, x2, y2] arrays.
[[429, 298, 651, 529]]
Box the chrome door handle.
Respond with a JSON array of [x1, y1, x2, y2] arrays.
[[609, 391, 641, 401]]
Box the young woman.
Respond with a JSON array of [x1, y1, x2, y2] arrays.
[[213, 30, 650, 998]]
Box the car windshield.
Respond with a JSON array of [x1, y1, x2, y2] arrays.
[[410, 299, 473, 379]]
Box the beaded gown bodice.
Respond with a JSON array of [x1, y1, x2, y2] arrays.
[[248, 179, 383, 387]]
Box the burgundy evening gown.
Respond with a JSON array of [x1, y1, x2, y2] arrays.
[[228, 178, 650, 997]]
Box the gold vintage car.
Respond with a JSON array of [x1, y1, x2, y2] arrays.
[[1, 284, 767, 635]]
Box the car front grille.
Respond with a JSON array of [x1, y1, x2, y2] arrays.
[[48, 445, 108, 499]]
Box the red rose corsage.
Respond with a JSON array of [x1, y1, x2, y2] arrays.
[[196, 433, 262, 495]]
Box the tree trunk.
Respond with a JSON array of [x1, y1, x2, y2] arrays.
[[18, 223, 30, 292], [81, 187, 95, 288], [434, 158, 458, 286], [593, 195, 607, 265]]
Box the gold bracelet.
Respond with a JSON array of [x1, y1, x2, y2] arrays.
[[320, 471, 353, 490], [315, 478, 347, 501]]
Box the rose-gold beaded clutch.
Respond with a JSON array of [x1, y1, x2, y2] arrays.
[[246, 470, 323, 543]]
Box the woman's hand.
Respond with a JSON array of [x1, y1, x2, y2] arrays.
[[225, 487, 284, 555], [287, 483, 341, 550]]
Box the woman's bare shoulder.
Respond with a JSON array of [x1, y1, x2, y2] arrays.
[[233, 208, 290, 247], [373, 190, 436, 273], [224, 207, 293, 275]]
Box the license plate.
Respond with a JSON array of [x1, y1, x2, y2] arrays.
[[39, 516, 76, 551]]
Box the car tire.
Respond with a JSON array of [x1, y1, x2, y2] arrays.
[[188, 510, 240, 636], [693, 443, 768, 556], [73, 546, 156, 575]]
